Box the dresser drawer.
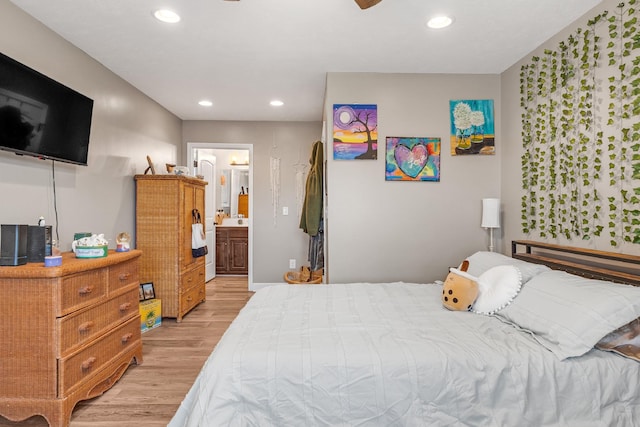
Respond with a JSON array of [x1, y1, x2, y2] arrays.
[[58, 269, 108, 316], [180, 266, 204, 292], [109, 259, 139, 293], [57, 286, 140, 357], [58, 315, 141, 396], [180, 280, 205, 315]]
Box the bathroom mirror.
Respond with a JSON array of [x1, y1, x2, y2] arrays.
[[220, 169, 231, 212], [230, 168, 249, 217], [218, 168, 249, 217]]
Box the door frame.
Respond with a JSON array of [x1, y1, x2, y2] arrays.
[[187, 142, 253, 291]]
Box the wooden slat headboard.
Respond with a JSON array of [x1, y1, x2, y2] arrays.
[[511, 240, 640, 286]]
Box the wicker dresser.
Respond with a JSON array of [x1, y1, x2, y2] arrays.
[[134, 174, 207, 321], [0, 250, 143, 427]]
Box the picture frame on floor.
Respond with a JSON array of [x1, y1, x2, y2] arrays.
[[141, 282, 155, 300]]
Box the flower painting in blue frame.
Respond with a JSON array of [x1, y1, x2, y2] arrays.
[[449, 99, 495, 155], [385, 137, 441, 181], [333, 104, 377, 160]]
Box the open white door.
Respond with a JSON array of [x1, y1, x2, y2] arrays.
[[199, 158, 216, 281]]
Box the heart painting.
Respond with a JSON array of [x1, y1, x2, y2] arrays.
[[385, 137, 440, 181], [394, 143, 429, 178]]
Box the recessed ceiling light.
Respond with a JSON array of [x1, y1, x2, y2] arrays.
[[198, 100, 213, 107], [270, 100, 284, 107], [154, 9, 181, 24], [427, 15, 453, 29]]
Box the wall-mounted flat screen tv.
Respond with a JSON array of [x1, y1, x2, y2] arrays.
[[0, 51, 94, 166]]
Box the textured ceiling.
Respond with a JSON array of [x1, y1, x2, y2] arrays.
[[10, 0, 603, 121]]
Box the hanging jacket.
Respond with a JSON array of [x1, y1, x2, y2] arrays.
[[300, 140, 323, 236]]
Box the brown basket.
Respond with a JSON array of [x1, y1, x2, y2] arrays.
[[284, 266, 323, 284]]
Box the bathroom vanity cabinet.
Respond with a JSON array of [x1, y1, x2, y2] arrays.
[[215, 226, 248, 275]]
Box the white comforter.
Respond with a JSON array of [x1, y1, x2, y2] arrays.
[[169, 283, 640, 426]]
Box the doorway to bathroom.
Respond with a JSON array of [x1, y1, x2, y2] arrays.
[[187, 143, 253, 290]]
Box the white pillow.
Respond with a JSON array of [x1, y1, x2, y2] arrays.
[[463, 251, 550, 284], [496, 270, 640, 360], [471, 265, 522, 315]]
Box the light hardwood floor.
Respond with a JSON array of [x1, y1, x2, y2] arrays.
[[0, 276, 253, 427]]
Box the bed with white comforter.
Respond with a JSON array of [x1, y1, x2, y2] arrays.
[[169, 276, 640, 426]]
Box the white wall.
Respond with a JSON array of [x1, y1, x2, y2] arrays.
[[324, 73, 502, 284], [182, 120, 322, 284], [0, 2, 182, 251]]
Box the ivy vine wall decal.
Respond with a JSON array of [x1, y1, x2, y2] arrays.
[[520, 1, 640, 247]]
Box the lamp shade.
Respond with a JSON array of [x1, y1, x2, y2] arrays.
[[481, 198, 501, 228]]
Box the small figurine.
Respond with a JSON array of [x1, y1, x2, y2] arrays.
[[116, 232, 131, 252]]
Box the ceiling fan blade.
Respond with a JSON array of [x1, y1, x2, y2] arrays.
[[354, 0, 382, 9]]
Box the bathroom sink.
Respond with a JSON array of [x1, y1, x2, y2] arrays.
[[220, 217, 249, 227]]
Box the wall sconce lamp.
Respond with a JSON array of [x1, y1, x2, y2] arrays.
[[481, 198, 501, 252]]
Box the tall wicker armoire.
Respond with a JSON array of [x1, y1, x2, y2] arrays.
[[134, 174, 207, 322]]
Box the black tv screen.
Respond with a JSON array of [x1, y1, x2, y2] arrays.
[[0, 51, 94, 166]]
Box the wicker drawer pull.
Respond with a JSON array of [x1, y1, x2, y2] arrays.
[[78, 321, 95, 334], [81, 356, 97, 371], [78, 285, 94, 295], [119, 302, 132, 312], [121, 332, 134, 344], [118, 272, 131, 281], [186, 296, 193, 302]]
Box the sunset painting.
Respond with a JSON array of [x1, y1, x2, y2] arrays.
[[385, 137, 440, 181], [333, 104, 378, 160]]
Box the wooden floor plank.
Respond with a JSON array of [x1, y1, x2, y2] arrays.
[[0, 276, 252, 427]]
